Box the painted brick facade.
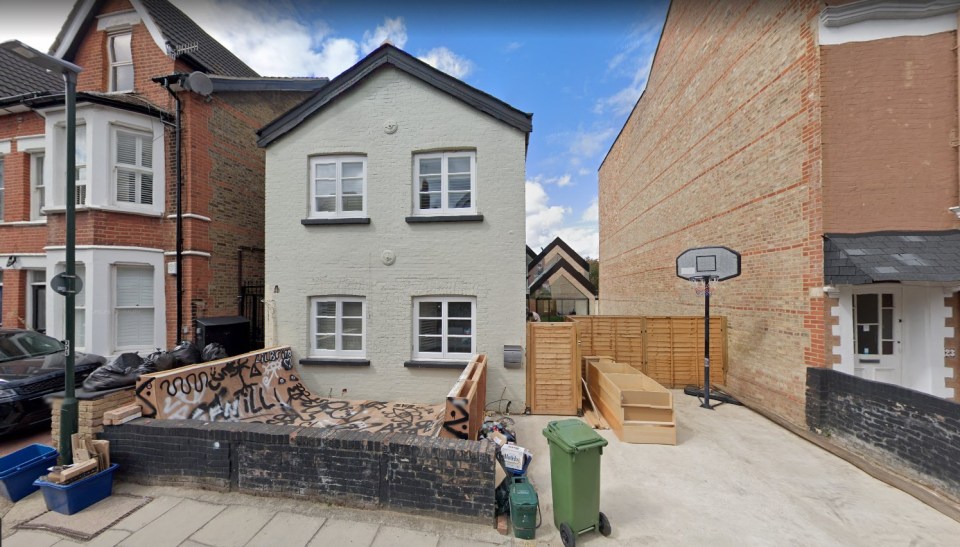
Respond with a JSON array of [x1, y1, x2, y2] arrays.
[[265, 66, 528, 406], [599, 0, 824, 426]]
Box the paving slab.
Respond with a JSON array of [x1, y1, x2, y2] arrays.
[[246, 511, 325, 547], [308, 519, 380, 547], [371, 525, 439, 547], [119, 499, 225, 547], [189, 505, 275, 547], [3, 529, 63, 547], [111, 496, 183, 532], [20, 494, 150, 541], [52, 529, 131, 547], [437, 536, 504, 547]]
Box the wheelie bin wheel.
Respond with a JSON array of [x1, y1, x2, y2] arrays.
[[599, 512, 612, 536], [560, 523, 576, 547]]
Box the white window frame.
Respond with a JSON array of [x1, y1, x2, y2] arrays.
[[74, 123, 87, 206], [30, 152, 45, 221], [108, 32, 134, 93], [112, 126, 154, 207], [309, 296, 366, 358], [308, 155, 367, 219], [112, 264, 155, 352], [413, 151, 477, 216], [413, 296, 476, 360]]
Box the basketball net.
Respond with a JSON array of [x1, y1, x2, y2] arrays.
[[693, 276, 720, 297]]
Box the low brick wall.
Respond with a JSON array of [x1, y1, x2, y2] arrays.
[[100, 418, 496, 524], [49, 387, 136, 451], [806, 368, 960, 501]]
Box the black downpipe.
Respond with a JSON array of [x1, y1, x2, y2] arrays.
[[159, 76, 184, 344]]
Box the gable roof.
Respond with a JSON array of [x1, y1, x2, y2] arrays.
[[257, 44, 532, 148], [527, 237, 591, 274], [0, 46, 65, 99], [51, 0, 258, 77], [824, 230, 960, 284], [528, 258, 598, 297]]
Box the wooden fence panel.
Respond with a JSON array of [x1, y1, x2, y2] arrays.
[[526, 322, 580, 415], [565, 316, 726, 388]]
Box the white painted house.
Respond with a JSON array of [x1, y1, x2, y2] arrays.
[[258, 45, 532, 405]]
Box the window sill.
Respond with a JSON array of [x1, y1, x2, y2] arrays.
[[301, 217, 371, 226], [403, 360, 469, 369], [405, 214, 483, 224], [300, 358, 370, 367], [44, 204, 164, 218]]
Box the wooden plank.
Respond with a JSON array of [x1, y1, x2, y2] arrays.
[[587, 360, 676, 445]]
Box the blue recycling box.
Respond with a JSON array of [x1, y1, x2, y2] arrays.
[[34, 463, 118, 515], [0, 444, 59, 502]]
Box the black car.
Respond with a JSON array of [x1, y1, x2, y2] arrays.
[[0, 329, 106, 437]]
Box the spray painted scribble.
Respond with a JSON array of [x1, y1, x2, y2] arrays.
[[136, 346, 441, 436]]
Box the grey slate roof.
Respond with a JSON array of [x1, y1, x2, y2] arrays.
[[258, 44, 532, 147], [824, 231, 960, 285], [139, 0, 258, 77], [51, 0, 258, 77], [0, 46, 65, 99]]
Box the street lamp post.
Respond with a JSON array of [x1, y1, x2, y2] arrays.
[[0, 40, 82, 464]]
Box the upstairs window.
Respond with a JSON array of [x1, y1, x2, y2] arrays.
[[30, 153, 45, 220], [309, 156, 366, 218], [109, 33, 134, 92], [75, 126, 87, 205], [414, 151, 476, 215], [114, 129, 153, 205]]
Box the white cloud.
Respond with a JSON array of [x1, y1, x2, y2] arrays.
[[581, 197, 598, 223], [418, 47, 473, 79], [361, 17, 407, 53], [530, 174, 572, 188], [504, 41, 524, 52], [594, 21, 662, 116], [526, 179, 599, 259], [578, 168, 592, 177], [567, 127, 617, 159], [172, 2, 407, 78]]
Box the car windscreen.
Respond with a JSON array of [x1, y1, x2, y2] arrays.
[[0, 331, 64, 363]]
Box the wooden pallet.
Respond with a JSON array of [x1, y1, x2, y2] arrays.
[[587, 357, 676, 445]]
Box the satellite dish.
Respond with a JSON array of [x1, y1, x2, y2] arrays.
[[183, 71, 213, 97]]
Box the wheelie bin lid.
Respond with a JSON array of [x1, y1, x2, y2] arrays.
[[541, 419, 608, 454]]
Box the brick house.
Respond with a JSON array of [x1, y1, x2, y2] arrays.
[[599, 0, 960, 427], [0, 0, 323, 357], [258, 44, 532, 404], [527, 237, 598, 318]]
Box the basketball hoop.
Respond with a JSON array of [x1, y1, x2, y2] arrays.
[[693, 276, 720, 297]]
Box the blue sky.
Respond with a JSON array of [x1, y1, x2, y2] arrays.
[[0, 0, 669, 258]]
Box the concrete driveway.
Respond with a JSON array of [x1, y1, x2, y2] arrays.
[[514, 391, 960, 546]]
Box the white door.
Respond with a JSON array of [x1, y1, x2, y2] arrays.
[[853, 289, 901, 384]]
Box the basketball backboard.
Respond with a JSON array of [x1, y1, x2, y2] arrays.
[[676, 246, 741, 281]]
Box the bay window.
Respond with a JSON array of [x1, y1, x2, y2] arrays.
[[114, 265, 154, 350], [114, 128, 153, 205]]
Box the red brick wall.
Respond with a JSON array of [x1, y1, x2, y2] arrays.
[[598, 0, 823, 426], [821, 33, 960, 232]]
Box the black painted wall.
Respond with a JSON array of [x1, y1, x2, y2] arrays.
[[100, 419, 496, 523], [806, 368, 960, 500]]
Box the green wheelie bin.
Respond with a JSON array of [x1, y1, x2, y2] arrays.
[[542, 419, 611, 547]]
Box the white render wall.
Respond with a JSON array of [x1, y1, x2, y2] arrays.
[[264, 67, 527, 406]]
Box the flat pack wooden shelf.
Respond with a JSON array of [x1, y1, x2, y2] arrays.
[[439, 354, 488, 440], [586, 356, 676, 445]]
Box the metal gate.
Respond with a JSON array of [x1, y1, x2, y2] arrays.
[[239, 284, 265, 349]]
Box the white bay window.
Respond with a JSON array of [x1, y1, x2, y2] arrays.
[[114, 129, 153, 205], [114, 265, 154, 350]]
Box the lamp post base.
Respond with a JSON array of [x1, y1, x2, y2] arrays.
[[59, 397, 78, 465]]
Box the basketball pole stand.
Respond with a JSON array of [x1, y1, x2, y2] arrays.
[[701, 277, 714, 409]]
